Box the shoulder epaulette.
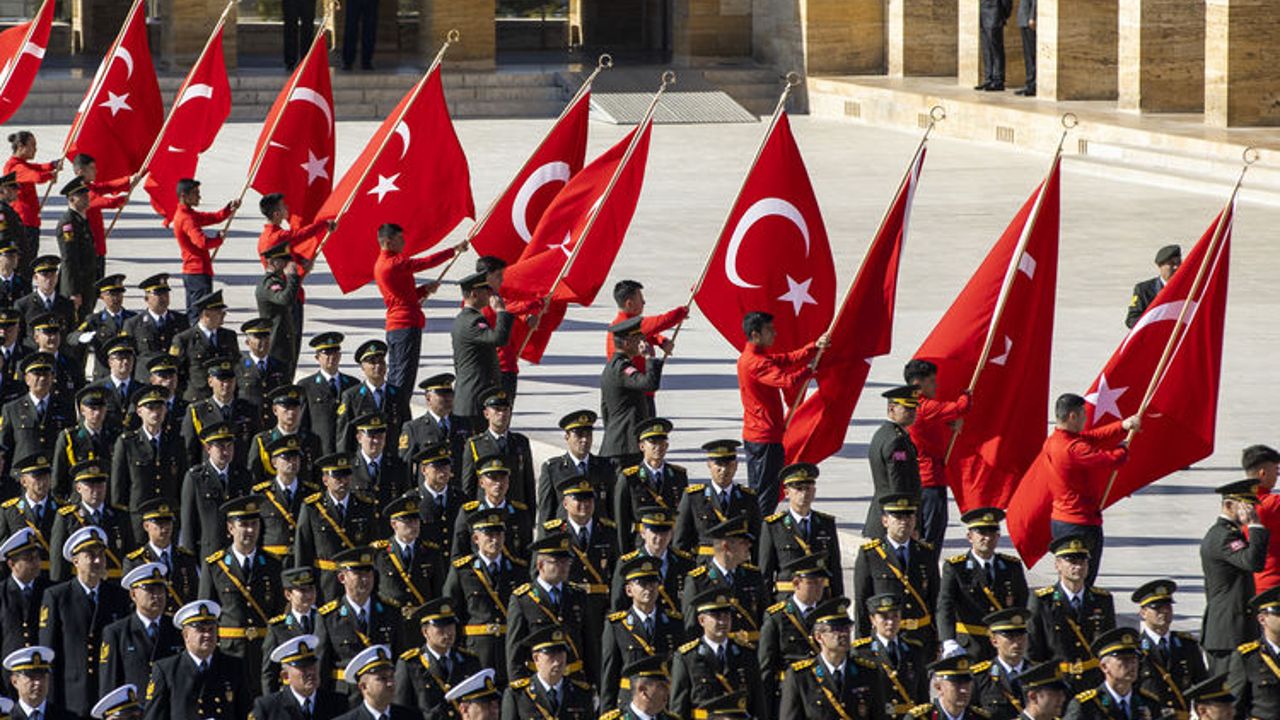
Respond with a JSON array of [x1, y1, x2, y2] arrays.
[[514, 583, 531, 595], [740, 486, 756, 496], [462, 500, 480, 511], [205, 550, 225, 564], [689, 566, 707, 578], [571, 678, 591, 690], [1075, 689, 1098, 702], [57, 505, 77, 516], [765, 512, 785, 523], [970, 660, 992, 673], [620, 550, 640, 561], [1088, 586, 1111, 596], [511, 500, 528, 511], [269, 613, 287, 624], [1139, 689, 1161, 702], [0, 497, 17, 508], [767, 601, 786, 614], [908, 705, 933, 718], [544, 519, 565, 530], [400, 648, 420, 661], [304, 492, 323, 504], [947, 553, 968, 564], [253, 481, 272, 492], [457, 647, 478, 658], [354, 492, 376, 504], [319, 600, 340, 615], [510, 555, 529, 567], [608, 611, 628, 622], [302, 481, 320, 491], [903, 637, 923, 648], [916, 539, 934, 552], [623, 466, 640, 476], [686, 484, 705, 494], [1035, 586, 1055, 597], [861, 539, 882, 551], [126, 547, 146, 559], [678, 639, 700, 654], [111, 503, 128, 512], [371, 539, 390, 549], [790, 658, 815, 671], [851, 637, 872, 647], [1239, 640, 1261, 654], [968, 709, 991, 719], [851, 657, 877, 670], [453, 555, 474, 568], [600, 710, 622, 720], [671, 547, 693, 560], [741, 562, 759, 571], [1174, 631, 1198, 642], [510, 678, 531, 689], [997, 552, 1020, 564], [669, 464, 685, 472], [669, 610, 683, 620], [176, 546, 194, 556], [600, 517, 616, 528]]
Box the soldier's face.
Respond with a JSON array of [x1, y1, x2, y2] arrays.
[[107, 352, 134, 379], [533, 648, 567, 684], [565, 427, 592, 455], [205, 438, 234, 466], [1027, 688, 1067, 718], [144, 517, 174, 546], [200, 308, 225, 330], [640, 437, 668, 463], [967, 527, 999, 556], [208, 375, 235, 400], [990, 629, 1028, 663], [391, 516, 420, 544], [1259, 611, 1280, 639], [226, 517, 260, 549], [72, 546, 107, 583], [33, 268, 56, 293], [698, 609, 732, 640], [785, 481, 816, 511], [870, 610, 900, 638], [1158, 258, 1180, 281], [562, 494, 594, 524], [24, 368, 51, 395], [137, 401, 166, 428], [146, 288, 170, 313], [285, 660, 320, 697], [131, 583, 167, 617], [101, 288, 124, 312], [274, 402, 302, 430], [1193, 701, 1234, 720], [620, 334, 643, 356], [473, 529, 504, 557], [182, 620, 218, 656], [286, 586, 317, 614], [315, 348, 342, 374], [537, 554, 571, 585], [424, 621, 456, 652], [361, 357, 387, 385], [150, 371, 177, 392], [633, 678, 669, 714], [814, 623, 851, 653], [793, 576, 825, 604], [641, 525, 672, 555], [707, 457, 737, 486], [882, 511, 916, 542], [1100, 654, 1139, 685], [339, 567, 374, 601], [484, 405, 512, 433], [19, 470, 49, 500], [0, 252, 14, 272], [34, 328, 58, 352], [626, 577, 659, 609], [422, 461, 451, 492], [1054, 555, 1088, 584], [6, 548, 39, 582], [357, 428, 386, 456], [246, 333, 269, 355], [273, 452, 302, 479], [9, 669, 48, 705], [1139, 601, 1173, 634], [69, 191, 90, 212], [460, 698, 499, 720], [426, 388, 453, 415], [478, 472, 509, 502], [932, 676, 972, 708], [77, 479, 107, 507], [324, 471, 352, 499], [887, 403, 916, 427]]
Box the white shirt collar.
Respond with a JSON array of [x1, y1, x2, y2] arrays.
[[1103, 683, 1132, 707], [365, 381, 385, 394], [628, 705, 654, 720], [537, 676, 562, 695], [821, 656, 845, 677], [632, 606, 653, 624], [1060, 584, 1084, 605], [187, 651, 211, 667], [361, 451, 382, 466], [703, 637, 725, 655], [27, 392, 47, 406], [328, 493, 348, 509], [536, 577, 562, 595], [488, 429, 507, 442], [566, 450, 588, 465], [567, 518, 591, 536], [789, 507, 810, 524], [248, 352, 267, 364], [277, 477, 298, 494], [346, 595, 371, 617], [76, 578, 99, 596], [136, 610, 162, 628], [1143, 626, 1169, 644], [643, 461, 664, 474], [886, 536, 909, 552], [363, 702, 390, 719], [712, 558, 733, 577], [318, 369, 336, 382], [148, 542, 171, 558], [290, 688, 316, 710], [997, 657, 1025, 676], [18, 700, 45, 717], [231, 548, 255, 567]]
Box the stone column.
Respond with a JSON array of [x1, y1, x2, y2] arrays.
[[753, 0, 884, 76], [419, 0, 494, 67], [673, 0, 752, 63], [71, 0, 130, 55], [956, 1, 1024, 89], [1117, 0, 1203, 111], [163, 0, 238, 69], [888, 0, 957, 77], [1205, 0, 1280, 127], [1036, 0, 1117, 100]]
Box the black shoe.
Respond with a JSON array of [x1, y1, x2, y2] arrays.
[[362, 62, 375, 71], [974, 83, 991, 91], [984, 84, 1005, 91], [1023, 87, 1035, 97]]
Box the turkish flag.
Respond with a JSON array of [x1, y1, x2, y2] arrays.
[[694, 113, 836, 353], [783, 146, 925, 464], [250, 31, 334, 233], [1007, 200, 1233, 567], [471, 90, 590, 265], [502, 119, 654, 308], [914, 157, 1061, 512], [66, 0, 163, 181], [0, 0, 53, 124], [316, 66, 474, 292], [143, 23, 232, 222]]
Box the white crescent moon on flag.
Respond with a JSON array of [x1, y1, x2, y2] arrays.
[[175, 83, 214, 109], [287, 87, 333, 136], [512, 161, 570, 243], [111, 46, 134, 79], [724, 197, 810, 289], [393, 121, 411, 161], [1119, 299, 1198, 353]]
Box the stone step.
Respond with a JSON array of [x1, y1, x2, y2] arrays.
[[1080, 139, 1280, 189], [1067, 154, 1280, 208]]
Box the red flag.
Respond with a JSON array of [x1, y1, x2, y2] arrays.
[[250, 32, 334, 233], [913, 158, 1061, 512], [316, 66, 474, 292], [694, 113, 836, 353], [143, 23, 232, 222], [1007, 201, 1233, 567], [471, 90, 590, 265], [66, 0, 163, 180], [0, 0, 53, 124], [783, 146, 925, 464], [502, 119, 654, 308]]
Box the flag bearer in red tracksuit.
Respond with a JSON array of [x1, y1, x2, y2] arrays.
[[736, 311, 828, 517], [1044, 392, 1140, 587], [605, 279, 688, 417], [3, 130, 61, 279], [256, 192, 334, 363], [1243, 444, 1280, 593], [904, 358, 971, 548], [372, 222, 467, 395], [70, 153, 133, 280], [171, 177, 239, 322]]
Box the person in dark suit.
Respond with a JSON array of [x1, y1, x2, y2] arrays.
[[333, 645, 422, 720], [260, 567, 321, 696], [179, 358, 260, 470], [122, 274, 188, 385], [1201, 479, 1268, 674], [300, 333, 360, 457], [541, 477, 619, 653], [255, 240, 305, 378], [29, 314, 85, 401], [178, 422, 252, 561], [443, 509, 528, 685], [1061, 628, 1164, 720], [142, 600, 252, 720], [394, 599, 482, 720], [69, 274, 135, 382], [111, 385, 186, 540], [680, 517, 766, 644], [1027, 536, 1116, 691], [460, 390, 535, 506], [2, 645, 63, 720], [53, 178, 96, 323], [612, 420, 688, 551], [351, 413, 411, 508], [1130, 580, 1206, 719], [0, 240, 30, 309], [854, 594, 930, 714], [451, 456, 532, 560], [967, 607, 1033, 719], [1, 454, 59, 558], [450, 272, 513, 425], [599, 319, 664, 467], [937, 508, 1029, 661], [673, 441, 761, 557], [0, 308, 31, 405], [408, 442, 466, 574], [249, 385, 324, 489], [0, 353, 74, 481], [252, 436, 320, 559], [15, 256, 77, 343], [315, 548, 401, 700], [609, 506, 694, 618], [374, 497, 439, 632], [863, 387, 921, 539], [335, 341, 408, 456], [852, 494, 939, 659], [167, 291, 238, 404], [760, 463, 843, 601], [235, 318, 290, 429], [53, 384, 120, 500], [253, 634, 348, 720], [0, 528, 51, 657], [98, 562, 183, 692], [294, 453, 379, 602], [504, 535, 591, 685], [1125, 244, 1181, 329], [397, 373, 470, 480], [124, 499, 201, 612], [47, 459, 132, 582], [600, 555, 686, 711], [1015, 0, 1037, 96], [536, 410, 615, 524], [39, 525, 131, 718], [340, 0, 379, 71], [757, 554, 827, 719], [976, 0, 1013, 91], [671, 588, 766, 720], [90, 684, 146, 720], [501, 626, 595, 720]]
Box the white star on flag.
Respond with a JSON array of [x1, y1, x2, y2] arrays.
[[1084, 373, 1128, 421], [300, 150, 330, 185], [777, 275, 817, 316], [1018, 252, 1036, 279], [366, 173, 400, 203], [99, 91, 131, 116]]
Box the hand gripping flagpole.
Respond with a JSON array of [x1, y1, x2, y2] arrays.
[[1097, 146, 1257, 508], [664, 71, 802, 358], [515, 69, 676, 359], [941, 112, 1076, 464], [209, 3, 337, 263], [782, 104, 945, 428], [432, 53, 615, 285], [308, 29, 459, 264], [101, 0, 237, 245]]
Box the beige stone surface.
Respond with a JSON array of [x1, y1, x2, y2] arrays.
[[1038, 0, 1118, 101], [1117, 0, 1203, 112], [956, 0, 1026, 89], [1205, 0, 1280, 127], [164, 0, 239, 68], [888, 0, 957, 77], [673, 0, 752, 62], [753, 0, 884, 78], [420, 0, 495, 66], [71, 0, 130, 55]]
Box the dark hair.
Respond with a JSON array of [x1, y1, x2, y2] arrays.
[[903, 359, 937, 385], [475, 255, 506, 274], [377, 224, 403, 240], [72, 153, 95, 170], [613, 280, 644, 308], [1243, 445, 1280, 472], [742, 312, 773, 340], [6, 131, 33, 152], [1054, 393, 1086, 422], [259, 192, 285, 218]]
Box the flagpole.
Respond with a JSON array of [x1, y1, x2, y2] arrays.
[[781, 105, 944, 428], [1097, 146, 1256, 508], [308, 29, 459, 263], [209, 6, 335, 263], [101, 0, 236, 244], [515, 69, 676, 359], [941, 112, 1076, 464], [663, 72, 801, 356], [6, 0, 59, 208]]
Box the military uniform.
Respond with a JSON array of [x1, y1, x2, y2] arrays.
[[39, 573, 131, 716], [0, 493, 58, 563], [301, 368, 360, 456], [778, 655, 884, 720], [248, 426, 323, 487], [143, 649, 252, 720], [0, 388, 74, 471], [937, 550, 1029, 660], [179, 395, 260, 469], [123, 309, 188, 384], [681, 556, 766, 645], [970, 659, 1031, 720], [123, 541, 200, 611], [412, 482, 466, 574], [673, 482, 762, 557], [761, 508, 842, 600], [351, 451, 411, 509], [255, 265, 302, 375], [178, 458, 253, 560], [1125, 277, 1163, 329], [854, 635, 930, 714], [1201, 512, 1268, 671], [168, 323, 238, 403], [852, 536, 939, 655], [452, 498, 532, 560], [198, 545, 286, 685], [613, 459, 688, 551], [536, 450, 615, 524], [461, 428, 536, 506], [109, 424, 186, 540], [15, 291, 77, 344], [51, 419, 118, 501], [672, 634, 765, 720], [0, 572, 48, 657], [442, 549, 527, 684], [1227, 636, 1280, 720], [392, 599, 482, 720], [398, 410, 470, 480], [250, 687, 347, 720], [504, 574, 591, 682], [450, 304, 513, 420], [258, 610, 319, 695], [235, 351, 290, 429], [600, 603, 685, 710], [0, 267, 28, 314], [98, 611, 183, 693], [501, 676, 595, 720], [54, 205, 96, 320], [542, 510, 619, 652], [1062, 685, 1164, 720], [864, 421, 920, 539], [1027, 583, 1115, 690], [254, 476, 317, 557], [599, 351, 663, 461], [71, 306, 135, 382], [48, 501, 132, 581], [335, 382, 407, 454], [295, 488, 380, 601], [316, 594, 400, 696], [610, 546, 695, 617], [759, 597, 821, 716]]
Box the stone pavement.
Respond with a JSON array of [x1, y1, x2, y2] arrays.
[[28, 111, 1280, 631]]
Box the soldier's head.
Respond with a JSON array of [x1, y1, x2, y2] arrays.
[[903, 358, 938, 398], [271, 635, 322, 701], [270, 442, 303, 482], [559, 478, 595, 526], [1243, 445, 1280, 490], [1132, 580, 1176, 636], [269, 386, 304, 432], [786, 554, 828, 605], [1015, 662, 1069, 719], [311, 332, 344, 374], [707, 517, 752, 569], [415, 598, 458, 653], [241, 318, 272, 356], [459, 270, 493, 309], [638, 420, 671, 465], [259, 192, 287, 225], [384, 496, 420, 544], [469, 511, 506, 559], [531, 536, 573, 586], [1253, 588, 1280, 643], [985, 608, 1030, 666], [282, 568, 318, 615], [419, 372, 454, 415], [356, 341, 388, 386], [1185, 675, 1235, 720], [139, 499, 177, 549], [529, 628, 569, 686], [929, 657, 974, 714], [630, 675, 670, 716], [65, 182, 91, 213], [140, 274, 171, 313], [377, 223, 405, 253], [0, 529, 41, 584], [879, 495, 918, 543], [1053, 393, 1088, 432], [622, 557, 661, 612], [810, 598, 853, 658], [865, 594, 902, 640], [31, 322, 60, 354], [205, 358, 236, 402], [1049, 535, 1090, 587], [3, 646, 51, 707], [637, 507, 674, 556], [123, 562, 168, 621], [613, 279, 645, 313], [693, 593, 733, 643], [221, 499, 262, 553], [453, 670, 501, 720], [13, 455, 51, 503], [102, 339, 134, 383], [780, 463, 818, 514], [612, 318, 645, 357], [335, 550, 375, 604], [66, 526, 108, 586], [194, 291, 226, 331], [175, 601, 220, 659], [481, 391, 512, 433], [71, 152, 97, 182], [1094, 629, 1140, 693], [95, 273, 126, 313], [0, 174, 16, 204], [73, 464, 109, 508], [742, 311, 775, 348], [30, 255, 57, 294], [1154, 244, 1181, 281], [961, 507, 1004, 558], [355, 414, 388, 457], [476, 458, 510, 505], [558, 410, 594, 457], [199, 422, 235, 468], [134, 387, 168, 432], [702, 440, 738, 487], [147, 358, 178, 396], [0, 243, 15, 274], [417, 443, 452, 493], [882, 385, 918, 427], [356, 664, 400, 712]]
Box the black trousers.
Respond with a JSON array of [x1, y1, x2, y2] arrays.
[[980, 20, 1007, 85], [1020, 25, 1037, 90], [342, 0, 379, 68], [919, 486, 949, 549], [744, 440, 784, 516], [282, 0, 316, 70]]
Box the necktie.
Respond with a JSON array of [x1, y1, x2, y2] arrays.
[[1157, 636, 1169, 664], [487, 561, 499, 583], [336, 502, 346, 524], [896, 545, 908, 568], [715, 645, 726, 671], [44, 297, 52, 310], [301, 698, 312, 720], [242, 557, 253, 578], [300, 613, 312, 634], [577, 526, 589, 549], [160, 549, 170, 572], [369, 460, 380, 479], [356, 608, 368, 634], [332, 378, 341, 398], [283, 486, 293, 507], [887, 641, 899, 666], [577, 460, 587, 477], [799, 517, 810, 540], [441, 418, 450, 435], [33, 502, 42, 522], [987, 561, 996, 586], [549, 586, 561, 609], [208, 333, 216, 350], [21, 584, 32, 602], [88, 588, 98, 610], [498, 435, 508, 455], [436, 494, 446, 516], [220, 404, 230, 421], [401, 544, 412, 566], [119, 383, 128, 403], [146, 621, 157, 640], [373, 388, 383, 409], [257, 359, 266, 374], [833, 666, 844, 696], [1117, 698, 1128, 719], [35, 399, 45, 420], [197, 660, 207, 675], [1070, 595, 1083, 617], [440, 654, 452, 677], [89, 509, 101, 526], [30, 710, 40, 720], [151, 437, 160, 456], [548, 687, 560, 712], [643, 616, 654, 637]]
